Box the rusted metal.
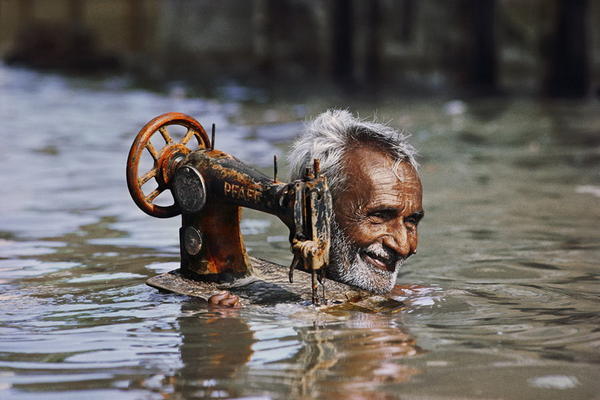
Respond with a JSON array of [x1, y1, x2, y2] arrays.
[[173, 166, 207, 213], [286, 158, 332, 304], [127, 113, 334, 304], [126, 112, 210, 218]]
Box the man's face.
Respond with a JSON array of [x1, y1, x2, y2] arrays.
[[327, 145, 424, 294]]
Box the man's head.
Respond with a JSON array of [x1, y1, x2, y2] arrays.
[[289, 110, 423, 294]]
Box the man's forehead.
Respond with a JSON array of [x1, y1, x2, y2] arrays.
[[344, 145, 418, 182]]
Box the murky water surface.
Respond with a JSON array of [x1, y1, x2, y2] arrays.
[[1, 64, 599, 399]]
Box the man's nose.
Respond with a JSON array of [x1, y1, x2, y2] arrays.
[[382, 223, 415, 258]]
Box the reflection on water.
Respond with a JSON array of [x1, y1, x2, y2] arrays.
[[0, 63, 599, 399], [174, 303, 256, 399], [168, 303, 421, 400]]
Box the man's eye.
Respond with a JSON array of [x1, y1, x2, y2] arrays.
[[405, 213, 424, 226], [368, 210, 395, 222]]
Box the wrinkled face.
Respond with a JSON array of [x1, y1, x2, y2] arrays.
[[327, 145, 424, 294]]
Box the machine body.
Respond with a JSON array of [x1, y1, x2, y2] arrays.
[[126, 113, 332, 304]]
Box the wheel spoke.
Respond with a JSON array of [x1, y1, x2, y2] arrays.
[[181, 128, 196, 145], [139, 168, 157, 186], [146, 187, 162, 202], [146, 142, 159, 160], [159, 126, 174, 145]]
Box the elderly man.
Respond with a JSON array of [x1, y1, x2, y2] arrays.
[[289, 110, 423, 294], [209, 110, 423, 306]]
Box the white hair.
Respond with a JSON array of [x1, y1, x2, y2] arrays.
[[288, 110, 418, 195]]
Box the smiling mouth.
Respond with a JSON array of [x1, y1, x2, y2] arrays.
[[360, 250, 397, 272]]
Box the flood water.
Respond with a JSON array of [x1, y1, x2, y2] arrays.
[[0, 63, 599, 400]]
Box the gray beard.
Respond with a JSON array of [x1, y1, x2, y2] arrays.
[[326, 219, 404, 294]]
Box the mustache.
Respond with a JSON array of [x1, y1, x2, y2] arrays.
[[329, 219, 405, 269], [361, 242, 404, 267], [327, 219, 402, 294]]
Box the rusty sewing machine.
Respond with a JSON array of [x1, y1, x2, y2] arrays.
[[126, 112, 403, 311]]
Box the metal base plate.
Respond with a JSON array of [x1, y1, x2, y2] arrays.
[[146, 257, 405, 312]]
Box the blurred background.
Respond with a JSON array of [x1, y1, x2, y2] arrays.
[[1, 0, 599, 97], [1, 2, 599, 399]]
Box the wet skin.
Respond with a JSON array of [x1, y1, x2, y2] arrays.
[[208, 291, 241, 308], [327, 144, 424, 293], [335, 145, 423, 269]]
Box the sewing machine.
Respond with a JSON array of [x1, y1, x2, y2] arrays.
[[126, 112, 403, 311]]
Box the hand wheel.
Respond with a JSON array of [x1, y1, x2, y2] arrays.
[[126, 112, 210, 218]]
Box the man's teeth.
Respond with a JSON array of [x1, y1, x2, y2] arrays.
[[364, 251, 391, 265]]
